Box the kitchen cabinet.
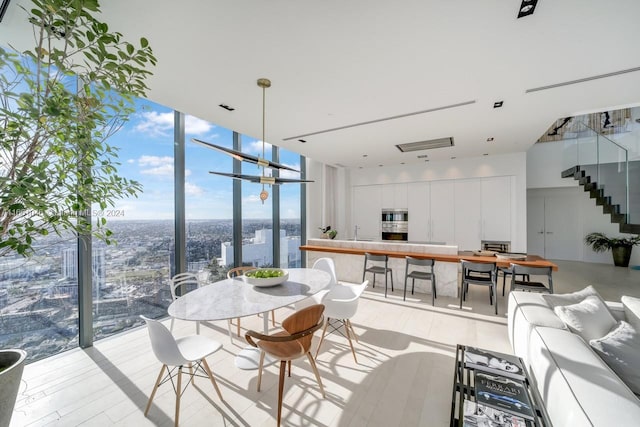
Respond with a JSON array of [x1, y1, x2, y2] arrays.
[[407, 182, 429, 242], [381, 183, 408, 209], [352, 185, 382, 240], [481, 177, 511, 242], [454, 179, 482, 251], [429, 180, 455, 244]]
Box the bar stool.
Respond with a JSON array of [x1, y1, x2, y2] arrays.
[[403, 256, 436, 305], [362, 253, 394, 298], [510, 264, 553, 294], [459, 260, 498, 315]]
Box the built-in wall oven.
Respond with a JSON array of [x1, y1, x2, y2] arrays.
[[381, 209, 408, 241]]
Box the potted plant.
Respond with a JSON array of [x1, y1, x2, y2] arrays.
[[0, 349, 27, 427], [584, 232, 640, 267], [319, 226, 337, 239]]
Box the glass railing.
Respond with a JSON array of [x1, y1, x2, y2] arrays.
[[563, 118, 631, 223]]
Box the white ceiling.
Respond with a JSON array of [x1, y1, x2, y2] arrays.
[[5, 0, 640, 168]]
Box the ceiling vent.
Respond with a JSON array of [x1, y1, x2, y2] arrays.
[[396, 137, 454, 152]]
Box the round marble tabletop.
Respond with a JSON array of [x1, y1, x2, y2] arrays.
[[167, 268, 331, 322]]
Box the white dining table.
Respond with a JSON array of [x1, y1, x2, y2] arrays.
[[167, 268, 331, 370]]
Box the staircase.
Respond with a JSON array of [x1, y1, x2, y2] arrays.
[[562, 164, 640, 234]]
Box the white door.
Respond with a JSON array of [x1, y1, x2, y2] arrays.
[[430, 180, 455, 244], [407, 182, 429, 242], [481, 176, 511, 242], [454, 179, 482, 251], [527, 190, 581, 260], [353, 185, 382, 240]]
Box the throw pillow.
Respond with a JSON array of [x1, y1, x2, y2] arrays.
[[621, 296, 640, 332], [553, 295, 617, 342], [542, 285, 601, 309], [590, 321, 640, 395]]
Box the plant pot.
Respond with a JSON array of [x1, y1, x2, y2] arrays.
[[612, 245, 633, 267], [0, 349, 27, 427]]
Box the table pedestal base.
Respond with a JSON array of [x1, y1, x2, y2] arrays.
[[235, 347, 276, 370]]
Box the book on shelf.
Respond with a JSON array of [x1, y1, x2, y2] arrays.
[[463, 400, 526, 427], [474, 371, 534, 421], [464, 346, 525, 380]]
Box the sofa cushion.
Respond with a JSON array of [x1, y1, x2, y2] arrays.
[[621, 296, 640, 331], [590, 321, 640, 395], [553, 295, 617, 342], [529, 327, 640, 427], [542, 285, 602, 309]]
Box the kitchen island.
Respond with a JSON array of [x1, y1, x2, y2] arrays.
[[302, 239, 460, 297]]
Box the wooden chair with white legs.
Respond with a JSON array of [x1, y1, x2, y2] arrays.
[[169, 272, 202, 334], [245, 304, 326, 427], [315, 280, 369, 363], [227, 266, 276, 336], [141, 316, 224, 427]]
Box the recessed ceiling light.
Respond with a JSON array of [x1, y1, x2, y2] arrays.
[[298, 139, 306, 143], [417, 154, 429, 159], [451, 156, 456, 160], [401, 162, 405, 165], [363, 154, 368, 158], [378, 164, 383, 167], [219, 104, 235, 111], [493, 101, 503, 108], [517, 0, 538, 18], [487, 137, 494, 142], [483, 153, 489, 156]]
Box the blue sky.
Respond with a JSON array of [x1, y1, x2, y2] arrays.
[[105, 98, 302, 220]]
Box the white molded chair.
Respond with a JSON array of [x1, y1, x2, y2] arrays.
[[315, 280, 369, 363], [169, 272, 202, 334], [294, 257, 338, 311], [141, 316, 224, 427]]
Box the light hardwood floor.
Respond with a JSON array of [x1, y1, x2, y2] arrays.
[[9, 261, 640, 427]]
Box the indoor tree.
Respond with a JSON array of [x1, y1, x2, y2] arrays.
[[0, 0, 157, 257]]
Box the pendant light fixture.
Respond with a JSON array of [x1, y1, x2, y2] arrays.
[[196, 78, 313, 205]]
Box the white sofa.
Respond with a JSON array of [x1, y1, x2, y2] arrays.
[[508, 291, 640, 426]]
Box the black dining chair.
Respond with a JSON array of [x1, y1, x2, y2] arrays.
[[403, 256, 436, 305], [459, 260, 498, 315], [510, 264, 554, 294], [362, 253, 394, 298]]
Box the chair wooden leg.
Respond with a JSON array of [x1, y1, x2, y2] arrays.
[[347, 319, 358, 342], [201, 358, 224, 401], [175, 367, 182, 427], [271, 310, 276, 327], [315, 318, 330, 359], [288, 360, 291, 377], [306, 352, 326, 398], [145, 364, 166, 416], [277, 360, 287, 427], [257, 350, 265, 392], [343, 320, 358, 364], [237, 317, 241, 337]]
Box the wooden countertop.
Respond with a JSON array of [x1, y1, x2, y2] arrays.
[[299, 245, 558, 271]]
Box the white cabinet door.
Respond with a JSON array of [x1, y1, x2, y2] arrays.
[[381, 183, 408, 209], [481, 177, 511, 242], [454, 179, 482, 251], [429, 181, 455, 244], [353, 185, 381, 240], [407, 182, 429, 242]]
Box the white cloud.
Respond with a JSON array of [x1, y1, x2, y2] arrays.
[[279, 163, 301, 179], [243, 194, 262, 203], [246, 140, 272, 155], [127, 159, 135, 164], [139, 155, 173, 167], [185, 182, 205, 196], [185, 115, 214, 136], [141, 164, 174, 177], [135, 111, 173, 137]]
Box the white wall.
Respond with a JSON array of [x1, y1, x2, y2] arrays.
[[527, 142, 640, 266], [346, 152, 527, 252]]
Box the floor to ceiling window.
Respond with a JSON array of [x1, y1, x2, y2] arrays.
[[90, 99, 175, 341], [241, 136, 274, 267], [279, 148, 303, 268], [185, 117, 234, 282]]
